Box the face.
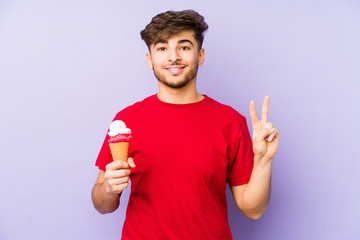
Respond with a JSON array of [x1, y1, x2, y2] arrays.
[[146, 31, 205, 89]]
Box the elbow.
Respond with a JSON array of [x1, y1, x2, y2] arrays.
[[96, 209, 107, 215], [245, 211, 264, 220], [93, 201, 118, 215], [238, 205, 267, 220], [97, 208, 113, 215], [93, 203, 118, 215]]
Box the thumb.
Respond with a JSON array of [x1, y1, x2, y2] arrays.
[[127, 157, 136, 168], [255, 128, 274, 142]]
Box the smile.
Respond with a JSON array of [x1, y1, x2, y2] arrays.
[[165, 66, 185, 74]]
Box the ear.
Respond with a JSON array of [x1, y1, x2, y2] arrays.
[[146, 52, 153, 70], [198, 48, 205, 66]]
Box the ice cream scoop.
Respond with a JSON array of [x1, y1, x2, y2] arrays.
[[107, 120, 132, 161]]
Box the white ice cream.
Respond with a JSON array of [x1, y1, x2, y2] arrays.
[[107, 120, 131, 137]]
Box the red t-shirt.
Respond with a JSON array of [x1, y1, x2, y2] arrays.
[[96, 95, 254, 240]]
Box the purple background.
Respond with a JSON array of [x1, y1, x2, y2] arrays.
[[1, 0, 359, 239]]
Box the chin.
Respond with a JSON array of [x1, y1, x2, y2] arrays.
[[153, 66, 198, 89], [158, 78, 193, 89]]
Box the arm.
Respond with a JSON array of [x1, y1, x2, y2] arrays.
[[231, 96, 279, 219], [91, 158, 135, 214], [230, 158, 272, 219]]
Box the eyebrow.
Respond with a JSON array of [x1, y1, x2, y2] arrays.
[[154, 39, 194, 47], [178, 39, 194, 46], [154, 39, 168, 46]]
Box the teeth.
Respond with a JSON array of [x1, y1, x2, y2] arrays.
[[168, 67, 182, 71], [166, 66, 184, 74]]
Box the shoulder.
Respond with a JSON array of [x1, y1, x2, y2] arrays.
[[204, 96, 251, 143], [205, 96, 247, 125], [113, 95, 156, 119]]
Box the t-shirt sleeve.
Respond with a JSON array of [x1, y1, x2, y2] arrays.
[[95, 114, 120, 171], [227, 118, 254, 186], [95, 132, 112, 171], [95, 100, 140, 171]]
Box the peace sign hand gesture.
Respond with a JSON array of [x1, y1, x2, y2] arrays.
[[249, 96, 279, 162]]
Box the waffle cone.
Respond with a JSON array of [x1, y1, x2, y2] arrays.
[[109, 142, 129, 161]]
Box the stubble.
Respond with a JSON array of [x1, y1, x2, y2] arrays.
[[152, 63, 198, 89]]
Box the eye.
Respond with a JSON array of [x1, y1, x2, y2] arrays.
[[157, 47, 166, 51], [180, 46, 190, 50]]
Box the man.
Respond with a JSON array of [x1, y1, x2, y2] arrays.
[[92, 10, 279, 239]]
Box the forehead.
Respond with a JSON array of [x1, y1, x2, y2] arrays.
[[153, 30, 197, 46]]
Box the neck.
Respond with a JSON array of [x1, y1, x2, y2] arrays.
[[157, 79, 204, 104]]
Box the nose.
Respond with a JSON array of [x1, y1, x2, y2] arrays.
[[168, 48, 181, 62]]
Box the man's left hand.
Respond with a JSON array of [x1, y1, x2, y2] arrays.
[[249, 96, 279, 161]]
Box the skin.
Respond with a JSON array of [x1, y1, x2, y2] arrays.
[[230, 96, 279, 219], [146, 30, 205, 104], [92, 158, 135, 214], [92, 30, 279, 219]]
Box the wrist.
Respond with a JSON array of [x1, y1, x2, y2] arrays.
[[253, 155, 273, 168]]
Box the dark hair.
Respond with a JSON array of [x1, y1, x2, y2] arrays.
[[140, 10, 208, 50]]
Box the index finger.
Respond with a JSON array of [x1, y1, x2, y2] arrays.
[[261, 96, 270, 124], [106, 160, 129, 170], [249, 100, 259, 125]]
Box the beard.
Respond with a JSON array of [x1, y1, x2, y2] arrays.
[[152, 63, 198, 89]]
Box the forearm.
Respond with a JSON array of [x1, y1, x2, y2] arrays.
[[243, 160, 272, 216], [92, 182, 120, 214], [232, 157, 272, 219]]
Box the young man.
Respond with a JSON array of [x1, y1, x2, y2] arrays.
[[92, 10, 279, 239]]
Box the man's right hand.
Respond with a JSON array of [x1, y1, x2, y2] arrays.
[[92, 157, 136, 214], [103, 157, 136, 195]]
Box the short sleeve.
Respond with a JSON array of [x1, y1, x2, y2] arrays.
[[95, 114, 120, 171], [227, 119, 254, 186], [95, 132, 112, 171]]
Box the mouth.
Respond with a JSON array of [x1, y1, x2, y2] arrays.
[[165, 65, 185, 74]]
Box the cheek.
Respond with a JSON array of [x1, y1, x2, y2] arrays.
[[151, 56, 165, 68], [186, 53, 199, 64], [152, 61, 162, 70]]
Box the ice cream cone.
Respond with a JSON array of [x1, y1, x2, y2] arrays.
[[109, 142, 129, 161]]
